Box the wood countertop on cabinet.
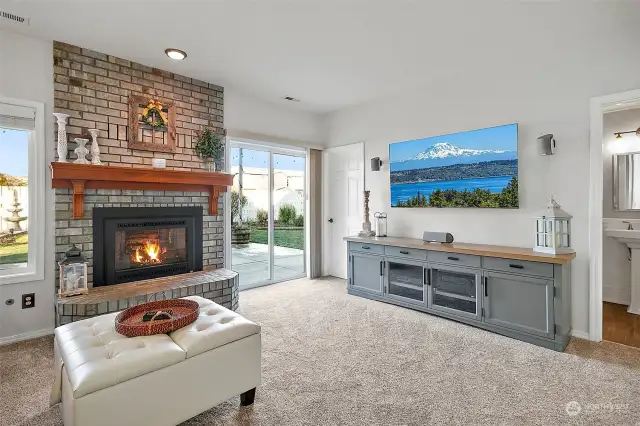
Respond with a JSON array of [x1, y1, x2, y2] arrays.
[[343, 235, 576, 265]]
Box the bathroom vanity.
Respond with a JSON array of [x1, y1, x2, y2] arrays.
[[344, 236, 575, 351]]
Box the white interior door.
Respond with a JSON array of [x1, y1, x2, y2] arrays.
[[323, 143, 364, 279]]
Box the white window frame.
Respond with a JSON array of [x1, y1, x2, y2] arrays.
[[0, 96, 45, 285]]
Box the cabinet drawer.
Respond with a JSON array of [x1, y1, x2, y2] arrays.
[[429, 251, 481, 268], [384, 246, 427, 261], [349, 242, 384, 255], [483, 257, 553, 278]]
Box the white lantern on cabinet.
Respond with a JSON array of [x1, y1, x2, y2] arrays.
[[533, 197, 573, 254]]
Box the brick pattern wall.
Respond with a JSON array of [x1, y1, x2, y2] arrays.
[[54, 189, 224, 290], [52, 41, 224, 169], [52, 43, 227, 292]]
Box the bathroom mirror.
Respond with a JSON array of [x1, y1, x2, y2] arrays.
[[614, 152, 640, 210]]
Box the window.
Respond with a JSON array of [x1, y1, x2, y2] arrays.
[[0, 98, 45, 284]]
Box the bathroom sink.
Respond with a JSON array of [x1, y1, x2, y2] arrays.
[[606, 228, 640, 315], [605, 229, 640, 248]]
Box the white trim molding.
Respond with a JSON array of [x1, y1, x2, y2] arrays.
[[0, 327, 54, 346], [0, 96, 46, 285], [589, 89, 640, 342], [570, 329, 591, 340]]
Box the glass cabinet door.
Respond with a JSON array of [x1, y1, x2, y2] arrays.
[[386, 260, 425, 303], [429, 265, 480, 320]]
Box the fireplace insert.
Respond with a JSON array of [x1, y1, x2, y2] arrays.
[[93, 207, 203, 286]]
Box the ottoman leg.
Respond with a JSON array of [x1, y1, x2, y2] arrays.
[[240, 388, 256, 406]]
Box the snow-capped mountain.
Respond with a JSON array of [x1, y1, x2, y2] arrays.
[[391, 142, 516, 172], [408, 142, 511, 160]]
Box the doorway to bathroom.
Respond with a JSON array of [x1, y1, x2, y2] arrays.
[[589, 88, 640, 347], [229, 140, 306, 290]]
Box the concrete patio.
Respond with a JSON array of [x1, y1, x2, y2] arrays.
[[231, 243, 304, 288]]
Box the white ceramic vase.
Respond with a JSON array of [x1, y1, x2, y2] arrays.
[[88, 129, 101, 165], [53, 113, 70, 162], [73, 138, 90, 164]]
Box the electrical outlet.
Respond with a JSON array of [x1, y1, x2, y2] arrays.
[[22, 293, 35, 309]]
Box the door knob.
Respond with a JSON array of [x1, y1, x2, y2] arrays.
[[328, 218, 334, 223]]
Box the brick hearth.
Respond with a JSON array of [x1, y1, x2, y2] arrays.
[[56, 269, 239, 326]]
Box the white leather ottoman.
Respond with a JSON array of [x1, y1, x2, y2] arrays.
[[51, 296, 261, 426]]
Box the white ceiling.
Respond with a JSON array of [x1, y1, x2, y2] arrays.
[[1, 0, 639, 113]]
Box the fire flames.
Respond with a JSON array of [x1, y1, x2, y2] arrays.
[[131, 239, 167, 264]]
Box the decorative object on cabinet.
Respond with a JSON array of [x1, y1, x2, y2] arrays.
[[73, 138, 90, 164], [195, 127, 224, 172], [358, 190, 376, 237], [533, 197, 573, 254], [152, 158, 167, 168], [53, 112, 70, 162], [423, 231, 454, 243], [389, 123, 518, 208], [59, 244, 89, 297], [537, 134, 556, 156], [128, 95, 176, 153], [88, 128, 101, 165], [371, 157, 382, 171], [374, 212, 387, 237]]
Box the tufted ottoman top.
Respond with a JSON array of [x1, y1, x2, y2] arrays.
[[54, 312, 186, 399], [170, 296, 261, 358], [52, 296, 260, 401]]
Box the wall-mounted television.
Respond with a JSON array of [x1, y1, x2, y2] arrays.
[[390, 123, 518, 208]]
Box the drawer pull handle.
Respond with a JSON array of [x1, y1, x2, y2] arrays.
[[362, 246, 370, 250], [447, 256, 459, 261], [508, 264, 524, 269], [400, 250, 410, 255]]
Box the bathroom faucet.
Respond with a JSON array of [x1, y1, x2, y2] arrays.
[[623, 221, 634, 230]]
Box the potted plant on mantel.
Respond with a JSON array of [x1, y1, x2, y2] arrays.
[[195, 127, 224, 172], [231, 190, 251, 247]]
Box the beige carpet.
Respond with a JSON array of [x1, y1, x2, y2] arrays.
[[2, 277, 640, 425]]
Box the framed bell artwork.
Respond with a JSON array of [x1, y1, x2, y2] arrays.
[[58, 244, 89, 297], [128, 95, 177, 153]]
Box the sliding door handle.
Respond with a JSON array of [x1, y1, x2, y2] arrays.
[[380, 261, 383, 276], [484, 277, 488, 297]]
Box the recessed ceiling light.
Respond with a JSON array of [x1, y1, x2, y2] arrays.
[[616, 103, 623, 106], [165, 48, 187, 60]]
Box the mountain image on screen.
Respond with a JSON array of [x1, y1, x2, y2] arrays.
[[390, 142, 516, 172], [389, 124, 518, 208]]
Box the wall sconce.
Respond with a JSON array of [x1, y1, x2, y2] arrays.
[[614, 126, 640, 140], [537, 134, 556, 156], [371, 157, 383, 171]]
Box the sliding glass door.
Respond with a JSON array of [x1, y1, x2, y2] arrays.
[[230, 142, 306, 289]]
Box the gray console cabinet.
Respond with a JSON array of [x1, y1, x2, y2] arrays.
[[483, 271, 554, 339], [349, 251, 384, 295], [345, 238, 573, 351]]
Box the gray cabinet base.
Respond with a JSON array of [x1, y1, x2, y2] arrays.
[[347, 287, 570, 352]]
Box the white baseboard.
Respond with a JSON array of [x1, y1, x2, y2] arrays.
[[0, 327, 54, 346], [603, 286, 630, 306], [571, 329, 591, 340]]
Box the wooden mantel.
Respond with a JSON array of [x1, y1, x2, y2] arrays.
[[51, 162, 233, 218]]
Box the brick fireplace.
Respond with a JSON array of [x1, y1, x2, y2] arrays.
[[52, 42, 235, 325]]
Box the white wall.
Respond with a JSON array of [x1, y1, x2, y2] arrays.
[[224, 88, 324, 147], [0, 29, 55, 342], [324, 67, 640, 337], [602, 108, 640, 305]]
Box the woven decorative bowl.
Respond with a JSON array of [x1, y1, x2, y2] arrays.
[[115, 299, 200, 337]]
